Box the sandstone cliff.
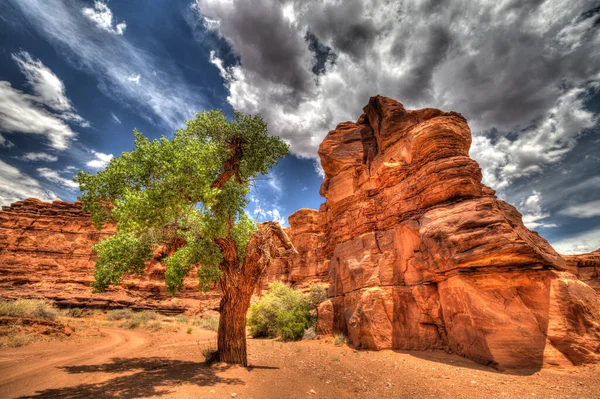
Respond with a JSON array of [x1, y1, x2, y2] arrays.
[[314, 96, 600, 369], [0, 198, 218, 313]]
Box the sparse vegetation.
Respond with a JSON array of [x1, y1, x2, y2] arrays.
[[334, 333, 348, 347], [4, 334, 38, 348], [119, 310, 159, 329], [200, 341, 219, 365], [247, 282, 315, 341], [186, 327, 193, 334], [307, 283, 328, 309], [175, 315, 189, 323], [146, 320, 162, 332], [0, 299, 57, 320], [192, 317, 219, 331], [106, 308, 133, 320]]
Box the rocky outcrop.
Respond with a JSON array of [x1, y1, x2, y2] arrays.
[[263, 208, 328, 288], [563, 249, 600, 293], [0, 198, 218, 313], [314, 96, 600, 369]]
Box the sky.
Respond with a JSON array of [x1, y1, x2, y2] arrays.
[[0, 0, 599, 254]]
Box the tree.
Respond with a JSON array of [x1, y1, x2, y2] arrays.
[[76, 110, 295, 366]]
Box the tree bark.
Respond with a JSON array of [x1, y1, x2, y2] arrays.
[[213, 222, 297, 366], [217, 282, 252, 366]]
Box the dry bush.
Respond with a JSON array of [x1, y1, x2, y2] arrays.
[[0, 299, 57, 320], [192, 317, 219, 331]]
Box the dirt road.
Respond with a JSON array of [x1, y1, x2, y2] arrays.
[[1, 326, 599, 398]]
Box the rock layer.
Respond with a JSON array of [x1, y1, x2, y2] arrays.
[[0, 198, 218, 313], [314, 96, 600, 369]]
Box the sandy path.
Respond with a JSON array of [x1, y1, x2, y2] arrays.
[[0, 328, 149, 398], [1, 327, 599, 398]]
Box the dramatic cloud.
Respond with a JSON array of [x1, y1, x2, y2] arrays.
[[21, 152, 58, 162], [559, 200, 600, 219], [12, 51, 89, 127], [37, 167, 79, 190], [13, 0, 206, 129], [0, 160, 58, 205], [86, 150, 113, 169], [0, 51, 89, 149], [519, 191, 557, 230], [551, 227, 600, 255], [197, 0, 600, 178], [0, 81, 76, 149], [81, 1, 127, 35]]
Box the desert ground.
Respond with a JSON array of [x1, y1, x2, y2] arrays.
[[1, 313, 599, 399]]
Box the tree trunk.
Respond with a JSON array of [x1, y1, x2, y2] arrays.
[[216, 272, 253, 366]]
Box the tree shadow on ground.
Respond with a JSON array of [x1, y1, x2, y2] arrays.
[[17, 357, 245, 398]]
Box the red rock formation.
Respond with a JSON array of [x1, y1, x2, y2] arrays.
[[563, 249, 600, 293], [0, 198, 218, 313], [314, 95, 600, 369], [263, 208, 328, 288]]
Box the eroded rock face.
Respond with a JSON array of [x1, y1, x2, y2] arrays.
[[0, 198, 218, 313], [314, 95, 600, 369], [563, 249, 600, 293]]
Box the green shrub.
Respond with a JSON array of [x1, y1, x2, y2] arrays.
[[106, 308, 133, 320], [247, 282, 314, 341], [186, 327, 193, 334], [0, 299, 56, 320], [192, 317, 219, 331], [307, 283, 328, 309]]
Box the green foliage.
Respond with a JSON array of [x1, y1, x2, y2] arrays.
[[92, 233, 153, 292], [307, 283, 328, 309], [186, 327, 193, 334], [175, 315, 188, 323], [76, 109, 288, 295], [0, 299, 56, 320], [247, 282, 315, 342], [106, 308, 133, 320], [192, 317, 219, 331]]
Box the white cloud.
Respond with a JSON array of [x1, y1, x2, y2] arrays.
[[471, 87, 598, 190], [14, 0, 205, 129], [0, 133, 14, 148], [21, 152, 58, 162], [551, 227, 600, 255], [111, 113, 122, 124], [197, 0, 600, 180], [86, 150, 113, 169], [37, 167, 79, 190], [559, 200, 600, 219], [519, 191, 557, 230], [81, 1, 127, 35], [253, 205, 287, 226], [0, 160, 58, 205], [0, 81, 76, 150], [11, 51, 89, 128], [128, 74, 140, 84]]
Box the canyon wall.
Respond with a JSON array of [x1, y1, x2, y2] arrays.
[[0, 198, 219, 313], [313, 95, 600, 369]]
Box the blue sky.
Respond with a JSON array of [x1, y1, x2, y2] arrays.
[[0, 0, 599, 254]]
